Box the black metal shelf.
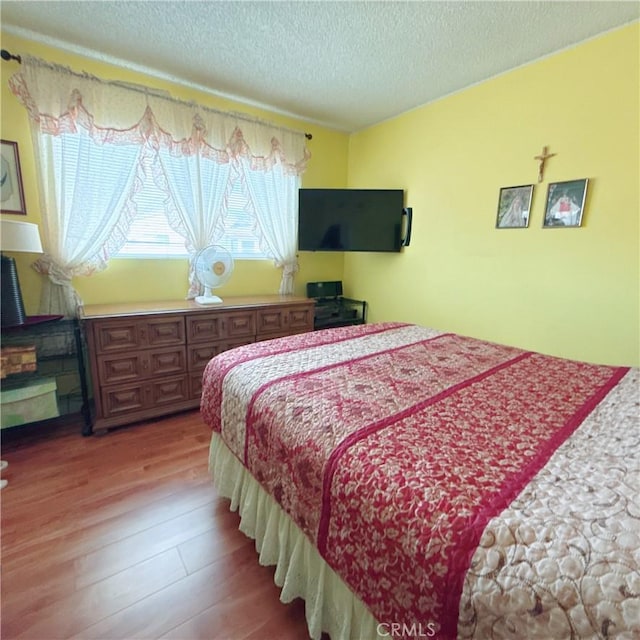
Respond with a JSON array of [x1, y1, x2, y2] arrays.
[[1, 317, 92, 435], [313, 296, 367, 330]]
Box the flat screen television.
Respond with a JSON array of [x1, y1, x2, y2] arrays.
[[298, 189, 408, 252]]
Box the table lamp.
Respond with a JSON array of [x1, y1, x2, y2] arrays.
[[1, 220, 44, 328]]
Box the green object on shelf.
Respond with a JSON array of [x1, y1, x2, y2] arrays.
[[1, 378, 59, 428]]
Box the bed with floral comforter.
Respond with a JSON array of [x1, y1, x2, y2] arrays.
[[201, 322, 639, 639]]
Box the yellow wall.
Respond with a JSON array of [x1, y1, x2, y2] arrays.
[[3, 26, 638, 367], [0, 31, 347, 307], [346, 24, 639, 366]]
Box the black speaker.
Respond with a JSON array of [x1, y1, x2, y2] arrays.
[[306, 281, 343, 299], [1, 254, 26, 327]]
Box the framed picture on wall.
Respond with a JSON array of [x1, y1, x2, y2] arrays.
[[543, 179, 589, 228], [0, 140, 27, 215], [495, 184, 534, 228]]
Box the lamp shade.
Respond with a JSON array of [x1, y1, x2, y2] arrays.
[[1, 220, 43, 253]]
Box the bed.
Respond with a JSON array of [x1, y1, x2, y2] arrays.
[[200, 322, 639, 639]]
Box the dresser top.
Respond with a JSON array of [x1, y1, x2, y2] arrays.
[[80, 295, 314, 320]]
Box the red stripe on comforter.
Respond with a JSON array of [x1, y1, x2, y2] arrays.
[[317, 354, 627, 638]]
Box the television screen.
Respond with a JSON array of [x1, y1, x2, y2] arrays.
[[298, 189, 405, 252]]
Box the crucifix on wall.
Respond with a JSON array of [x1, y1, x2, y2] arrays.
[[534, 146, 556, 183]]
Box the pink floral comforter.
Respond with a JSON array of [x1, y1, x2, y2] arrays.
[[201, 323, 639, 639]]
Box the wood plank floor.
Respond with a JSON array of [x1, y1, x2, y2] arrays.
[[0, 411, 314, 639]]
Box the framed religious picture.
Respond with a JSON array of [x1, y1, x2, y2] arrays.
[[543, 179, 589, 228], [1, 140, 27, 215], [495, 184, 534, 228]]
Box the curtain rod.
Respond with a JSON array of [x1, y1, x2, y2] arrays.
[[1, 49, 21, 64], [0, 48, 313, 140]]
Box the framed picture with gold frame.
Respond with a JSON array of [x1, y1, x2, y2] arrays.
[[0, 140, 27, 215], [543, 179, 588, 228], [495, 184, 534, 228]]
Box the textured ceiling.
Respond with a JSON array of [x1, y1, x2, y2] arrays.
[[1, 1, 638, 132]]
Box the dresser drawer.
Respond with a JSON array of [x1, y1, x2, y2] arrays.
[[187, 310, 255, 344], [287, 305, 314, 332], [257, 305, 314, 338], [93, 320, 140, 353], [101, 381, 146, 417], [147, 346, 186, 378], [142, 316, 185, 348], [101, 374, 189, 419], [97, 352, 143, 385], [93, 316, 185, 353], [256, 308, 286, 335], [187, 343, 225, 372], [224, 311, 256, 339], [187, 338, 254, 373], [149, 375, 189, 407], [98, 346, 186, 384]]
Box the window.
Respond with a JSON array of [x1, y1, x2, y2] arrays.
[[116, 177, 271, 260], [217, 181, 270, 259]]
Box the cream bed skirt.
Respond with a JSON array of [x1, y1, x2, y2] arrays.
[[209, 432, 382, 640]]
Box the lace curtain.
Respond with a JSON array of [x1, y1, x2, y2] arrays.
[[154, 117, 234, 299], [9, 55, 310, 316], [239, 155, 301, 295]]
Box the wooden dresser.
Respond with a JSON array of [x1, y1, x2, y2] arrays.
[[81, 296, 314, 432]]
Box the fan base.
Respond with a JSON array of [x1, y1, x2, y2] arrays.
[[195, 295, 223, 305]]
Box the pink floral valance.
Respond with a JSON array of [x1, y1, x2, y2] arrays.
[[9, 55, 310, 174]]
